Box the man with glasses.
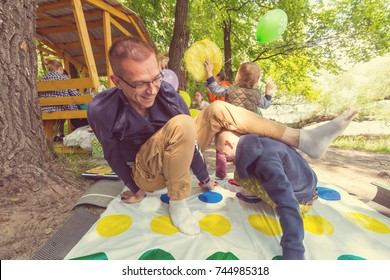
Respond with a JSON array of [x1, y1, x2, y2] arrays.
[[88, 37, 357, 236], [88, 37, 214, 236]]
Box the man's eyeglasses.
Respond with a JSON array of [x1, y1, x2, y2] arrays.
[[116, 72, 164, 90]]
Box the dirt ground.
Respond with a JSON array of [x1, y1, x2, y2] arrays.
[[0, 145, 389, 260]]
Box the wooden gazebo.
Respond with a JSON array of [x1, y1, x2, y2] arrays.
[[35, 0, 155, 144]]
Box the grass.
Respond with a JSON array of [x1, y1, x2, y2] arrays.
[[49, 152, 104, 177], [331, 135, 390, 153]]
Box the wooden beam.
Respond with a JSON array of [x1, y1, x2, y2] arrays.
[[36, 45, 57, 56], [84, 0, 153, 48], [36, 37, 85, 70], [36, 19, 102, 34], [37, 9, 103, 24], [84, 0, 134, 24], [73, 52, 105, 61], [110, 17, 132, 37], [37, 78, 94, 92], [39, 95, 93, 106], [63, 58, 70, 74], [42, 110, 88, 120], [103, 10, 113, 88], [36, 12, 76, 29], [71, 0, 100, 91], [126, 14, 149, 43], [56, 41, 82, 49], [37, 1, 70, 12], [57, 35, 124, 49]]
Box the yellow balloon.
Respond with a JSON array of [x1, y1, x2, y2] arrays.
[[184, 39, 223, 81], [178, 90, 191, 108], [189, 108, 201, 118]]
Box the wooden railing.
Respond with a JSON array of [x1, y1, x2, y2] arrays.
[[39, 95, 93, 144]]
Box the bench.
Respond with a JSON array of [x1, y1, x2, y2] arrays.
[[39, 95, 93, 144]]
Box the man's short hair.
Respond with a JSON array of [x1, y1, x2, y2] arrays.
[[108, 37, 155, 76]]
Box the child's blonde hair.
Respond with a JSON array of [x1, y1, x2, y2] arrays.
[[236, 62, 262, 88]]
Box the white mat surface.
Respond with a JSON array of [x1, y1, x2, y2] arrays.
[[65, 174, 390, 260]]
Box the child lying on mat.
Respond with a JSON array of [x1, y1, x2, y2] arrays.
[[215, 130, 319, 260]]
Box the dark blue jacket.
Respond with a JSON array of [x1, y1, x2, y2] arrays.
[[234, 134, 317, 260], [87, 81, 209, 193]]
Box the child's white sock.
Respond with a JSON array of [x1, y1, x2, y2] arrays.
[[169, 200, 200, 235], [299, 109, 357, 159]]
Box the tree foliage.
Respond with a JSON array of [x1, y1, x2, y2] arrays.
[[121, 0, 390, 101]]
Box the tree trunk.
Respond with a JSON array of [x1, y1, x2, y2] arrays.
[[0, 0, 60, 190], [0, 0, 79, 193], [0, 0, 95, 260], [168, 0, 189, 91], [222, 19, 233, 82]]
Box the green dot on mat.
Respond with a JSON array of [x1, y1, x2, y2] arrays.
[[138, 249, 175, 260], [337, 254, 366, 260], [272, 255, 283, 260], [70, 252, 108, 260], [206, 252, 239, 260]]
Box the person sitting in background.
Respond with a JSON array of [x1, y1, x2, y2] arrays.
[[192, 89, 209, 110], [157, 53, 169, 70], [207, 69, 230, 102], [215, 129, 318, 260], [39, 59, 88, 142], [205, 60, 274, 113]]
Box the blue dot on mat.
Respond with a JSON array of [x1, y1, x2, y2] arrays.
[[198, 191, 223, 203], [317, 186, 341, 201], [160, 194, 170, 204]]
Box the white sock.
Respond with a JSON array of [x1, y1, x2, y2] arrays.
[[169, 200, 200, 236], [299, 109, 357, 159]]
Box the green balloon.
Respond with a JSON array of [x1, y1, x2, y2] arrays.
[[256, 9, 288, 43]]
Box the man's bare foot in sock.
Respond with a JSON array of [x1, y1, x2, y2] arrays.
[[299, 109, 358, 159]]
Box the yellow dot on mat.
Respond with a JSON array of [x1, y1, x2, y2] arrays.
[[150, 215, 180, 235], [303, 215, 334, 235], [248, 214, 282, 236], [344, 212, 390, 234], [96, 214, 132, 237], [199, 214, 231, 236]]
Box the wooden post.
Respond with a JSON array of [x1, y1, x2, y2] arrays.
[[103, 10, 113, 88], [71, 0, 100, 92]]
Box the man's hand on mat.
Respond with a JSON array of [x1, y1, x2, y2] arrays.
[[199, 179, 217, 191], [120, 189, 146, 203]]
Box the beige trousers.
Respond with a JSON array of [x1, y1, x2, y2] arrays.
[[132, 114, 196, 200], [195, 101, 287, 152]]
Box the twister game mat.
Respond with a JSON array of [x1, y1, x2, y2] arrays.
[[65, 174, 390, 260], [82, 164, 119, 180]]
